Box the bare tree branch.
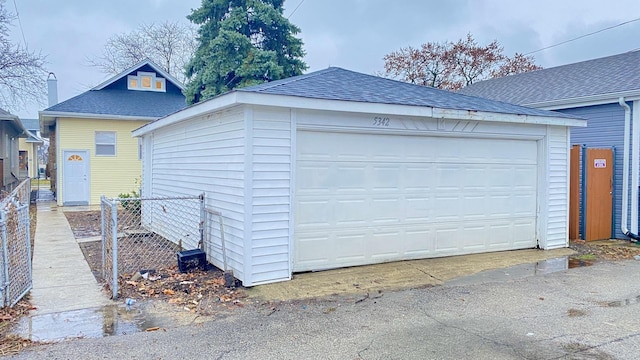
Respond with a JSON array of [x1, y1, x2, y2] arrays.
[[0, 0, 47, 112], [382, 33, 542, 91], [87, 21, 197, 84]]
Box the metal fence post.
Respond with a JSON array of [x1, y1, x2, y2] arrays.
[[0, 210, 7, 307], [111, 199, 119, 299], [199, 193, 205, 250], [100, 196, 106, 279]]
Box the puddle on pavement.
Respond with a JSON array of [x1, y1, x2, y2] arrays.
[[13, 303, 169, 342], [445, 256, 594, 287]]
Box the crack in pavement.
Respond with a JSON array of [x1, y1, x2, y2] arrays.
[[412, 265, 443, 283], [417, 305, 530, 359], [549, 332, 640, 360]]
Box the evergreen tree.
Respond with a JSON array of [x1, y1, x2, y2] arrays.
[[185, 0, 307, 104]]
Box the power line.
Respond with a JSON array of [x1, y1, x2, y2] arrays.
[[287, 0, 306, 19], [524, 16, 640, 56], [12, 0, 28, 49]]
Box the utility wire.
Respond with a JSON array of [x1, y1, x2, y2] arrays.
[[524, 16, 640, 56], [287, 0, 306, 19], [12, 0, 28, 49]]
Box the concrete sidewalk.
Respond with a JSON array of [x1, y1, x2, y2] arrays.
[[30, 201, 110, 315]]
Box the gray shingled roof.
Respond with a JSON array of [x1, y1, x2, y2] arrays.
[[44, 89, 186, 118], [20, 118, 39, 131], [238, 67, 579, 119], [458, 50, 640, 105]]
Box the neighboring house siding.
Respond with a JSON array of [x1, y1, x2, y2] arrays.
[[561, 104, 625, 239], [545, 125, 570, 249], [250, 106, 292, 285], [58, 118, 148, 205], [146, 108, 247, 281], [18, 140, 40, 178], [18, 139, 38, 178]]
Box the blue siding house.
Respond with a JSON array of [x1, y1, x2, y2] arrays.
[[459, 50, 640, 240]]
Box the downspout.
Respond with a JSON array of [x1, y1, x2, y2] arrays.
[[619, 97, 640, 240]]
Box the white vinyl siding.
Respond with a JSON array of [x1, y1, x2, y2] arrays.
[[249, 107, 292, 285], [145, 108, 247, 281], [544, 125, 570, 249]]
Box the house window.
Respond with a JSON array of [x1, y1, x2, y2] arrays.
[[127, 71, 166, 92], [141, 76, 152, 88], [95, 131, 116, 156]]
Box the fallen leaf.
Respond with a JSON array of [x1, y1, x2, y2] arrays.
[[145, 327, 160, 332], [163, 289, 175, 296]]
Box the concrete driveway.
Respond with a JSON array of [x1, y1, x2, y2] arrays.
[[11, 255, 640, 359], [248, 248, 576, 300]]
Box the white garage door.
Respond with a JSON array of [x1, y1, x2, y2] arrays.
[[293, 130, 538, 272]]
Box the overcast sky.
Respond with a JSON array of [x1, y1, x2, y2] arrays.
[[8, 0, 640, 119]]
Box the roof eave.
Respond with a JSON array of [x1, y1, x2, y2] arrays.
[[133, 92, 240, 136], [39, 110, 158, 122], [1, 113, 27, 135], [132, 91, 586, 137], [525, 90, 640, 110], [432, 108, 586, 127]]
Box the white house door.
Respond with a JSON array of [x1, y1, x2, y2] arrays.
[[62, 150, 89, 206], [293, 131, 538, 272]]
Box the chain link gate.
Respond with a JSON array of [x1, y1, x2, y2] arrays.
[[101, 194, 205, 299], [0, 179, 32, 307]]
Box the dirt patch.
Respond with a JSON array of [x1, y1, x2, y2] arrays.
[[569, 240, 640, 261], [64, 211, 101, 238], [117, 267, 245, 315]]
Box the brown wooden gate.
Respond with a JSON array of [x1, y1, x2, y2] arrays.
[[586, 148, 614, 240], [570, 146, 614, 241]]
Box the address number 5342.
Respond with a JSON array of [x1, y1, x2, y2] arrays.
[[373, 117, 390, 126]]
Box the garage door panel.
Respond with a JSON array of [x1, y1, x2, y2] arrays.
[[372, 165, 402, 190], [296, 164, 331, 193], [294, 131, 538, 272], [335, 199, 368, 226], [370, 232, 402, 259]]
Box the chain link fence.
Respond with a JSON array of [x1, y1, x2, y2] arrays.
[[0, 179, 32, 307], [101, 194, 204, 299]]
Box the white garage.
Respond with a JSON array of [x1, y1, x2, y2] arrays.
[[132, 67, 586, 286]]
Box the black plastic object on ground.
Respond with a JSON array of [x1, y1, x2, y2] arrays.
[[177, 249, 207, 273]]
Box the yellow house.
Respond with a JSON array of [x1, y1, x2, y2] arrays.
[[39, 60, 186, 206], [18, 119, 44, 179]]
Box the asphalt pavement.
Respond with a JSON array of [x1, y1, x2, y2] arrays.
[[9, 258, 640, 359]]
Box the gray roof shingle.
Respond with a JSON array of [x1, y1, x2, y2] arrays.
[[44, 89, 186, 118], [42, 60, 187, 119], [238, 67, 579, 119], [458, 50, 640, 105], [20, 118, 39, 131]]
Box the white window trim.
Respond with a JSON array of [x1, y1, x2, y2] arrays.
[[127, 71, 166, 92], [95, 131, 117, 156]]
